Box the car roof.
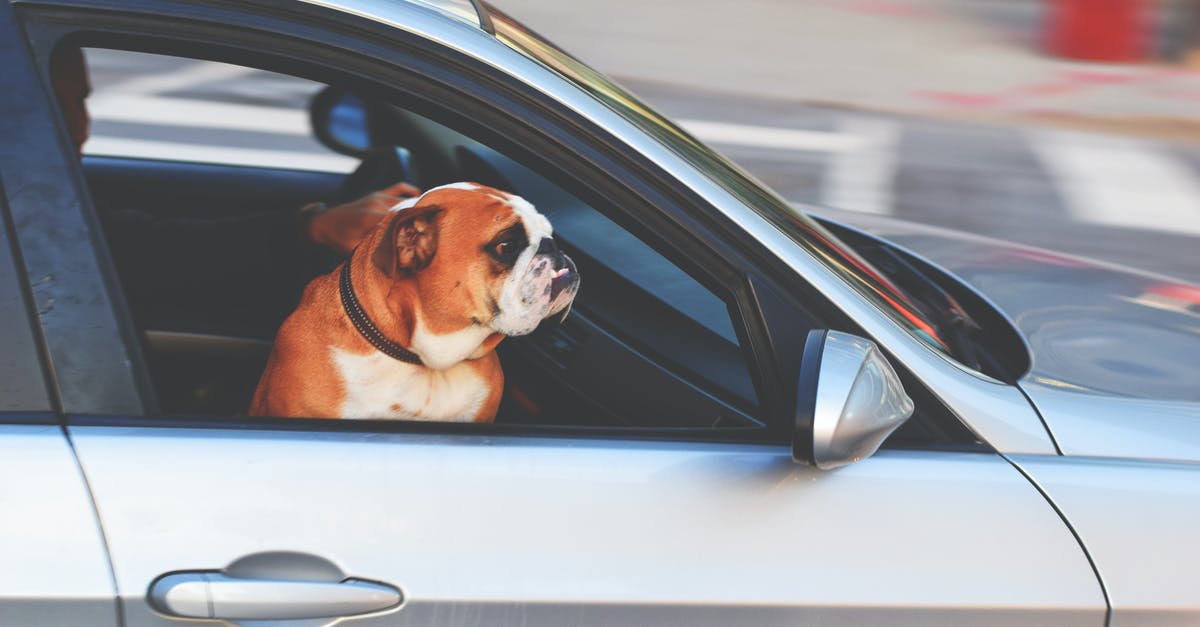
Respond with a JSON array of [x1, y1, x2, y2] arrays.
[[313, 0, 493, 33]]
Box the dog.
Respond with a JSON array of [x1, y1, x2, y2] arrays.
[[250, 182, 579, 421]]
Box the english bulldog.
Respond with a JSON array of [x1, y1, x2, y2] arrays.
[[250, 182, 579, 421]]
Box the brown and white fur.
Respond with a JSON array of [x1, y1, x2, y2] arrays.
[[249, 182, 579, 422]]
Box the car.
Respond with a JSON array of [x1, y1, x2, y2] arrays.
[[1, 0, 1198, 625]]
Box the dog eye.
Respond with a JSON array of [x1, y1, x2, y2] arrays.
[[492, 240, 521, 261]]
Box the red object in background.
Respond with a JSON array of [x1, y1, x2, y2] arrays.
[[1044, 0, 1149, 62]]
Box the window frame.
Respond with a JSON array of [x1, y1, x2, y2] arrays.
[[2, 0, 153, 421], [0, 185, 56, 421], [0, 15, 56, 414], [15, 0, 812, 442]]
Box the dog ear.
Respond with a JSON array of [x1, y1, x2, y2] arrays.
[[373, 205, 442, 277]]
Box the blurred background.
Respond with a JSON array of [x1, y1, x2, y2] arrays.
[[86, 0, 1200, 283]]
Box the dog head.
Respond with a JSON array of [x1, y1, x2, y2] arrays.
[[372, 182, 579, 340]]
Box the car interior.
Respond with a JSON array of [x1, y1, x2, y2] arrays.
[[78, 48, 768, 431]]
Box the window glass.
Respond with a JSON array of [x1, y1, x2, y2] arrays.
[[84, 49, 357, 172], [60, 46, 760, 428], [494, 11, 958, 362]]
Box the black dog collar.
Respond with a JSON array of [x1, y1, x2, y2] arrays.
[[339, 261, 424, 366]]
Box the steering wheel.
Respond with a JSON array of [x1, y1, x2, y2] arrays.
[[335, 146, 417, 204]]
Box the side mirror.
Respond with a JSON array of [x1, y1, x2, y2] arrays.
[[310, 87, 371, 157], [793, 330, 914, 469]]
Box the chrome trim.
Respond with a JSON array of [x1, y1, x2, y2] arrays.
[[468, 0, 494, 34], [296, 0, 1055, 454], [304, 0, 487, 30], [294, 0, 488, 42], [149, 573, 402, 620]]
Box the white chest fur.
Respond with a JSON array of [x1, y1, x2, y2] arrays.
[[330, 347, 490, 421]]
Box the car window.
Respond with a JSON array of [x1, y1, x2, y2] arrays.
[[58, 45, 763, 429], [387, 111, 760, 411], [84, 49, 357, 173], [493, 10, 958, 362]]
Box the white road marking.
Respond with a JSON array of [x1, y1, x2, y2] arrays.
[[822, 117, 900, 215], [89, 95, 309, 135], [679, 119, 867, 153], [102, 61, 257, 96], [85, 136, 358, 172], [1030, 129, 1200, 237], [88, 94, 905, 197], [88, 100, 874, 155]]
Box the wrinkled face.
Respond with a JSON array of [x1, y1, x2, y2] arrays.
[[373, 183, 579, 337]]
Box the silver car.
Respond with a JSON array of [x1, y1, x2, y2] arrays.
[[2, 0, 1197, 625]]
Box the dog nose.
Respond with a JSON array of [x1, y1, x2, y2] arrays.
[[536, 237, 558, 255]]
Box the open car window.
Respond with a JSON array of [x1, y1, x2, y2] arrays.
[[393, 109, 759, 411], [84, 49, 357, 173], [65, 46, 766, 430]]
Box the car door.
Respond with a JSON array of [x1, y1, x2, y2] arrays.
[[68, 429, 1104, 627], [0, 6, 118, 624], [12, 1, 1105, 625]]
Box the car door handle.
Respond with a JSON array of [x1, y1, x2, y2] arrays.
[[149, 572, 402, 620]]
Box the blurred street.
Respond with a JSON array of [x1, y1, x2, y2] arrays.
[[495, 0, 1200, 128], [86, 0, 1200, 283]]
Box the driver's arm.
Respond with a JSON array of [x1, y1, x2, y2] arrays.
[[303, 182, 420, 254]]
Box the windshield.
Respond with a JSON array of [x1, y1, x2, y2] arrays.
[[488, 7, 952, 356]]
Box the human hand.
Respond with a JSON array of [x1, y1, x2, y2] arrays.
[[307, 182, 421, 254]]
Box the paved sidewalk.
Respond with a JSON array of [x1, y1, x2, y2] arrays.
[[492, 0, 1200, 139]]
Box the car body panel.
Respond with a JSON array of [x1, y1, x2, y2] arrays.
[[70, 426, 1104, 626], [1013, 454, 1200, 626], [816, 208, 1200, 462], [1019, 391, 1200, 462], [0, 425, 118, 626]]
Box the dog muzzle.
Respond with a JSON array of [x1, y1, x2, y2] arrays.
[[494, 237, 580, 336]]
